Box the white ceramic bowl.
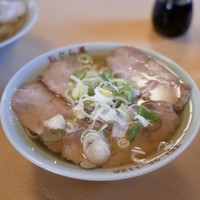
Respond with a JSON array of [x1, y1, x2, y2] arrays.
[[1, 43, 200, 181], [0, 0, 39, 50]]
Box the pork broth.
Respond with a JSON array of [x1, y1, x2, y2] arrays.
[[11, 46, 192, 169], [0, 0, 27, 43]]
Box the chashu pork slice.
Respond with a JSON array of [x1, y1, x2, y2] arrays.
[[41, 59, 82, 101], [11, 81, 75, 134], [107, 46, 191, 111], [11, 81, 79, 153], [11, 81, 95, 168]]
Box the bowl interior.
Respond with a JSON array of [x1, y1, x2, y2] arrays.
[[1, 43, 200, 181], [0, 0, 39, 49]]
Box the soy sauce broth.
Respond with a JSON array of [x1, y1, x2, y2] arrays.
[[0, 12, 27, 43], [20, 50, 192, 169]]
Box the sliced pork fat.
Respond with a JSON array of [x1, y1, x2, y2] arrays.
[[41, 59, 82, 99], [11, 81, 95, 167], [12, 81, 75, 134], [107, 46, 191, 111]]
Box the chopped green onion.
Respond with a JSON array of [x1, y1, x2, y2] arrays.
[[72, 83, 88, 99], [110, 78, 127, 88], [102, 85, 118, 96], [137, 106, 160, 122], [112, 121, 129, 138], [119, 103, 131, 116], [81, 129, 111, 165], [73, 65, 92, 79], [117, 139, 130, 149], [101, 70, 114, 81], [84, 70, 99, 78], [42, 131, 63, 143], [129, 121, 142, 142], [113, 96, 130, 105], [94, 86, 113, 103], [99, 88, 113, 97], [117, 84, 138, 104], [76, 53, 93, 65]]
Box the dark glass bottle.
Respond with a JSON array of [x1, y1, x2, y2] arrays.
[[152, 0, 193, 37]]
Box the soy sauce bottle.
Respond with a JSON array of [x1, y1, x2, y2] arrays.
[[152, 0, 193, 37]]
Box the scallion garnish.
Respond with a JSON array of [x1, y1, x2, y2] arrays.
[[42, 131, 63, 143], [129, 121, 142, 142], [76, 53, 93, 65], [69, 53, 161, 143], [137, 105, 160, 122], [101, 70, 114, 81]]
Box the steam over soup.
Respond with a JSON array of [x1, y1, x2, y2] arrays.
[[11, 46, 191, 169]]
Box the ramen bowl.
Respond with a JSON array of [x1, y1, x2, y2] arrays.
[[1, 43, 200, 181], [0, 0, 39, 55]]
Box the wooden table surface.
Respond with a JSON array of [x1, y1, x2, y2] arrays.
[[1, 0, 200, 199]]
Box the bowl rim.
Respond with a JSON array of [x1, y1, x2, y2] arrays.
[[1, 42, 200, 181], [0, 0, 39, 48]]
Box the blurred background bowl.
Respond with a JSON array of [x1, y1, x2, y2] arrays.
[[0, 0, 39, 57], [1, 42, 200, 181]]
